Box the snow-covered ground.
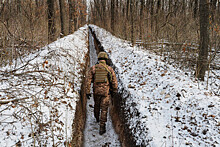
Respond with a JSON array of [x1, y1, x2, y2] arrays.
[[0, 23, 219, 146], [90, 25, 220, 146], [0, 26, 88, 146], [83, 30, 120, 147], [83, 96, 120, 147]]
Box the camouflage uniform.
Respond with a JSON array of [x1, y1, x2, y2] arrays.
[[86, 55, 118, 134]]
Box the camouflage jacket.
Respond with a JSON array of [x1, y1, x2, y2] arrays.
[[86, 60, 118, 96]]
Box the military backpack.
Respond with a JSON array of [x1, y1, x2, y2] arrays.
[[95, 63, 112, 83]]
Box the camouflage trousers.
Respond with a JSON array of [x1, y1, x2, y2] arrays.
[[93, 95, 110, 131]]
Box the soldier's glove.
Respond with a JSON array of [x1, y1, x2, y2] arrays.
[[86, 94, 91, 99]]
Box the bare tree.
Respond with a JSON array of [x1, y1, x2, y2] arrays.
[[210, 0, 217, 22], [47, 0, 56, 42], [139, 0, 144, 40], [69, 0, 74, 33], [196, 0, 209, 80], [59, 0, 68, 37], [101, 0, 106, 27], [194, 0, 199, 18], [111, 0, 115, 33]]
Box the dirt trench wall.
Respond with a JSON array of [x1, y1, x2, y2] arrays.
[[89, 26, 137, 147], [71, 38, 90, 146]]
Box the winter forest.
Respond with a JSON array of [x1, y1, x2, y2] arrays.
[[0, 0, 219, 147]]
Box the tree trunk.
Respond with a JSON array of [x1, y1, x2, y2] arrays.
[[169, 0, 172, 12], [101, 0, 106, 27], [73, 0, 78, 31], [69, 0, 73, 34], [111, 0, 115, 33], [196, 0, 209, 80], [210, 0, 217, 22], [94, 0, 102, 26], [35, 0, 39, 7], [182, 0, 186, 16], [155, 0, 161, 38], [139, 0, 144, 40], [194, 0, 198, 18], [126, 0, 129, 20], [218, 1, 220, 24], [150, 0, 154, 32], [59, 0, 68, 37], [130, 0, 134, 45], [156, 0, 161, 14], [47, 0, 56, 42], [16, 0, 21, 13]]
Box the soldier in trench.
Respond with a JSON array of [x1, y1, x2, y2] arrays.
[[86, 51, 118, 135]]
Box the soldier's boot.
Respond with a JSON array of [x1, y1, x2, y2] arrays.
[[99, 124, 106, 135], [95, 117, 100, 123], [94, 111, 100, 122]]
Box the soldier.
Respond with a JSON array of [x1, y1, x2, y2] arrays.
[[86, 51, 118, 135]]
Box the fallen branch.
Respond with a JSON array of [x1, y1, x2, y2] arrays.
[[0, 97, 29, 104]]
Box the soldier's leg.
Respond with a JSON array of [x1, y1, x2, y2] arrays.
[[93, 95, 101, 122], [99, 95, 110, 135]]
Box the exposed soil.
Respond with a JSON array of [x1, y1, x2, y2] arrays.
[[70, 38, 89, 147]]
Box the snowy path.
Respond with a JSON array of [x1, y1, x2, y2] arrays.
[[83, 30, 120, 147]]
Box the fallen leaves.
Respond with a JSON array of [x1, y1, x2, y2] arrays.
[[140, 82, 146, 86], [208, 104, 214, 108], [165, 94, 171, 98], [161, 73, 166, 76], [128, 84, 135, 89], [61, 101, 67, 104], [161, 70, 168, 77], [32, 103, 38, 108], [54, 97, 59, 101], [208, 115, 215, 118], [12, 105, 16, 108]]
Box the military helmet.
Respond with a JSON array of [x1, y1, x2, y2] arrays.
[[98, 51, 108, 60]]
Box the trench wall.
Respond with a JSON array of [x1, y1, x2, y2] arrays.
[[71, 37, 90, 147], [89, 26, 137, 147]]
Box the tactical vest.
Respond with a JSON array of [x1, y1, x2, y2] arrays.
[[95, 63, 112, 83]]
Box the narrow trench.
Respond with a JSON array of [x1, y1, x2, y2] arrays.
[[72, 27, 137, 147], [82, 28, 121, 147], [87, 27, 138, 147]]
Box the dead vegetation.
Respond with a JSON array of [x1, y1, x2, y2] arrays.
[[89, 0, 220, 77]]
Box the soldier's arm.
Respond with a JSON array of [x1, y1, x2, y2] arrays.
[[110, 68, 118, 93], [86, 66, 94, 94]]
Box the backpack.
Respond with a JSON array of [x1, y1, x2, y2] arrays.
[[95, 63, 112, 83]]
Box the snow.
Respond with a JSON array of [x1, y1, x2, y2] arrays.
[[0, 26, 88, 146], [83, 29, 120, 147], [0, 22, 219, 146], [90, 25, 220, 146]]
